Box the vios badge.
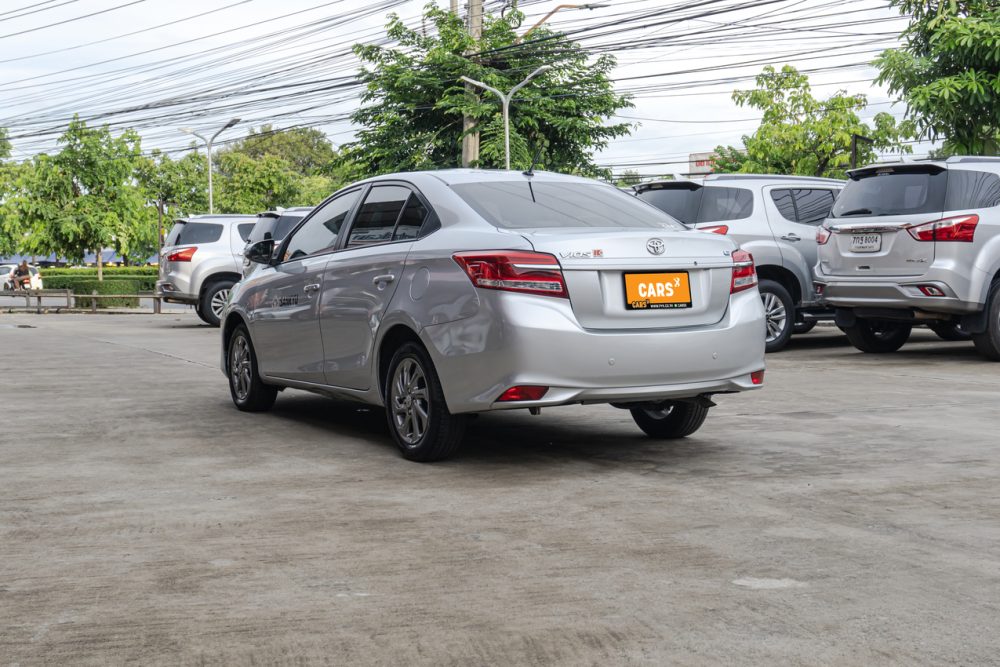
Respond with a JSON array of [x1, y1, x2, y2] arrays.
[[646, 238, 665, 255]]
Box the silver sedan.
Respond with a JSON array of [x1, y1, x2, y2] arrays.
[[222, 170, 766, 461]]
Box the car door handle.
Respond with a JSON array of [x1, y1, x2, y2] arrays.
[[303, 283, 321, 293], [781, 234, 801, 242], [372, 274, 396, 285]]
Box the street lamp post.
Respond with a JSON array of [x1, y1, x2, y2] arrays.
[[461, 66, 551, 171], [180, 117, 240, 214]]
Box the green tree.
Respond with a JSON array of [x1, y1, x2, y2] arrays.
[[137, 150, 208, 215], [875, 1, 1000, 154], [0, 127, 10, 159], [215, 152, 301, 213], [713, 65, 915, 178], [346, 4, 632, 177], [218, 125, 338, 177], [615, 169, 642, 187]]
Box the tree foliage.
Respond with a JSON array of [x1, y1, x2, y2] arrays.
[[136, 150, 208, 215], [217, 125, 338, 177], [713, 65, 915, 178], [346, 4, 633, 177], [875, 0, 1000, 154], [215, 152, 301, 214]]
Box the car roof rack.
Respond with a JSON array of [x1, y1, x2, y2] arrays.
[[707, 173, 845, 184], [946, 156, 1000, 164]]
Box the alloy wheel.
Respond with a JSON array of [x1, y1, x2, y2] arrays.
[[390, 357, 430, 446], [762, 292, 787, 343], [230, 334, 252, 402], [211, 288, 231, 319]]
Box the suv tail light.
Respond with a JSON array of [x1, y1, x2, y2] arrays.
[[906, 214, 979, 242], [700, 225, 729, 235], [453, 251, 568, 298], [731, 249, 757, 294], [816, 226, 831, 245], [166, 246, 197, 262]]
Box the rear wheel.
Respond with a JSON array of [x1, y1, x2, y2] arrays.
[[228, 325, 277, 412], [194, 302, 213, 325], [200, 279, 235, 327], [630, 401, 709, 439], [843, 319, 912, 353], [793, 320, 817, 335], [759, 279, 794, 353], [972, 283, 1000, 361], [385, 342, 468, 462], [929, 321, 971, 342]]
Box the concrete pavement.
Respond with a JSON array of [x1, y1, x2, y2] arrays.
[[1, 313, 998, 665]]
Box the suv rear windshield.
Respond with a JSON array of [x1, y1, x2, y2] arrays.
[[832, 168, 947, 217], [452, 181, 685, 230], [165, 221, 224, 246], [637, 185, 753, 224]]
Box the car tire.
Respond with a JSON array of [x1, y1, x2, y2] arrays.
[[759, 279, 794, 353], [200, 279, 235, 328], [928, 321, 971, 342], [194, 302, 213, 325], [843, 319, 912, 353], [228, 324, 277, 412], [793, 320, 817, 335], [630, 401, 709, 439], [385, 342, 468, 462], [972, 283, 1000, 361]]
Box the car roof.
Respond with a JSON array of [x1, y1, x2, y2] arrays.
[[174, 214, 258, 223], [635, 174, 844, 190], [359, 168, 602, 187]]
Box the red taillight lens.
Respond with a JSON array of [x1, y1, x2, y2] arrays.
[[731, 249, 757, 294], [453, 251, 568, 298], [497, 385, 549, 402], [816, 227, 831, 245], [906, 214, 979, 242], [167, 246, 197, 262], [918, 285, 946, 297], [700, 225, 729, 235], [751, 370, 765, 385]]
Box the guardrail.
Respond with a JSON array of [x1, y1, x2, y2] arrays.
[[0, 289, 163, 314]]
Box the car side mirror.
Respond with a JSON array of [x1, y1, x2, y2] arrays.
[[245, 239, 276, 265]]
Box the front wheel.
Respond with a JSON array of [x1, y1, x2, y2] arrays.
[[843, 319, 912, 353], [759, 279, 794, 353], [228, 325, 277, 412], [385, 342, 468, 462], [972, 283, 1000, 361], [200, 279, 236, 327], [630, 401, 709, 439]]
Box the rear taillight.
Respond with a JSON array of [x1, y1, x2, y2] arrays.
[[167, 247, 197, 262], [453, 251, 568, 298], [816, 226, 831, 245], [906, 214, 979, 242], [918, 285, 946, 297], [751, 370, 765, 385], [700, 225, 729, 235], [497, 385, 549, 402], [731, 249, 757, 294]]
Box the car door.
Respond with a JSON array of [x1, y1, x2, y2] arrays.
[[319, 184, 427, 390], [766, 187, 838, 278], [246, 189, 362, 384]]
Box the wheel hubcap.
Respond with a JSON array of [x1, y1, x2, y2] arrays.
[[390, 358, 429, 446], [211, 288, 231, 319], [762, 292, 787, 343], [644, 403, 676, 420], [230, 335, 252, 401]]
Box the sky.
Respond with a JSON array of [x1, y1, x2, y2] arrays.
[[0, 0, 934, 177]]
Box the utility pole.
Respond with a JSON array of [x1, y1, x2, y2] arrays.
[[461, 0, 483, 167]]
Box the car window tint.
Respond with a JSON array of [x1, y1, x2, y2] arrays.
[[393, 194, 428, 240], [770, 189, 797, 222], [165, 221, 223, 246], [833, 168, 947, 217], [946, 170, 1000, 210], [283, 190, 360, 261], [636, 186, 701, 224], [697, 187, 753, 222], [237, 223, 254, 241], [452, 181, 685, 230], [792, 189, 835, 225], [348, 186, 410, 247]]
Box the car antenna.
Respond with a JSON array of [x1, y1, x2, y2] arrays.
[[523, 145, 544, 177]]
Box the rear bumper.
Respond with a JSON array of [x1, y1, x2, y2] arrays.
[[154, 280, 197, 304], [422, 289, 766, 414], [813, 275, 982, 315]]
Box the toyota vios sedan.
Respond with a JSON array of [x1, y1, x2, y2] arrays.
[[222, 170, 766, 461]]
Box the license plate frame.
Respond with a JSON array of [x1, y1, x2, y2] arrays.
[[850, 234, 882, 253], [623, 271, 692, 310]]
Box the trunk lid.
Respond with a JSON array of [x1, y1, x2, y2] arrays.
[[521, 228, 737, 330], [822, 214, 939, 277]]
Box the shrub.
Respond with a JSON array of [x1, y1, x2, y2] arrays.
[[41, 266, 158, 277], [43, 275, 156, 293], [46, 278, 145, 308]]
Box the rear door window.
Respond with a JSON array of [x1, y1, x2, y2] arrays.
[[165, 221, 223, 246], [770, 189, 797, 222], [945, 170, 1000, 210], [347, 185, 411, 247], [792, 189, 836, 224], [833, 168, 947, 217], [393, 195, 428, 241]]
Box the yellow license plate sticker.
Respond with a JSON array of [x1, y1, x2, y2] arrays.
[[624, 272, 692, 310]]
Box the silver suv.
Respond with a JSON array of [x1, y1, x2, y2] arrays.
[[815, 157, 1000, 359], [156, 215, 257, 326], [635, 174, 843, 352]]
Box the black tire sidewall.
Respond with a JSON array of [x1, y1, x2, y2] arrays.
[[200, 279, 235, 327], [630, 401, 709, 439], [227, 325, 276, 411], [759, 279, 795, 353], [972, 282, 1000, 360]]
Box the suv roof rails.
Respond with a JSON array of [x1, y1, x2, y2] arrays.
[[707, 173, 845, 184], [946, 156, 1000, 164]]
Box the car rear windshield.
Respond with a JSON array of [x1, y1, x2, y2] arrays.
[[451, 181, 685, 230], [165, 221, 224, 246], [248, 214, 305, 244], [637, 185, 753, 224], [832, 168, 947, 217]]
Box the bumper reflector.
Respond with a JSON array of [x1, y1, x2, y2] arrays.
[[750, 370, 765, 385], [498, 385, 549, 402]]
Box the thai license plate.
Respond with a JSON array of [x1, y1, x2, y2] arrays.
[[850, 234, 882, 252], [624, 272, 692, 310]]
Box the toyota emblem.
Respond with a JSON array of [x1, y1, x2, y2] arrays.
[[646, 238, 665, 255]]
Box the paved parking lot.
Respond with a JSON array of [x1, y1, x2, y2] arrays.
[[2, 313, 998, 665]]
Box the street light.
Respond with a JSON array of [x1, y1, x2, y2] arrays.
[[517, 3, 608, 43], [180, 117, 241, 214], [461, 66, 552, 171]]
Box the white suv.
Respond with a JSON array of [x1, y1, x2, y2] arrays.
[[156, 215, 257, 326]]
